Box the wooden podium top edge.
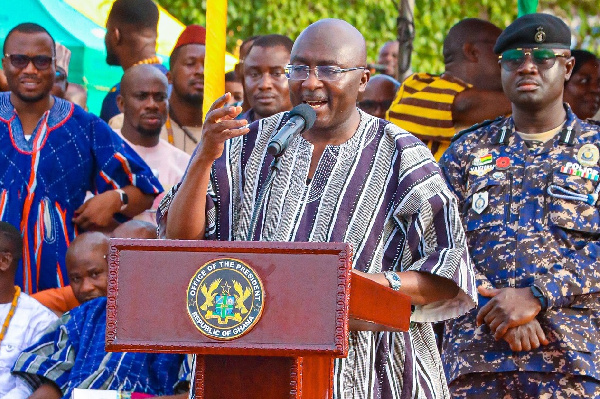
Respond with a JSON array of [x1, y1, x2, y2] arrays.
[[109, 239, 353, 255]]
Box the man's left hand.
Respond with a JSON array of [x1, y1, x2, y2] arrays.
[[72, 191, 121, 231], [476, 286, 542, 340]]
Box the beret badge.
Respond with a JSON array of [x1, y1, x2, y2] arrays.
[[535, 26, 546, 43]]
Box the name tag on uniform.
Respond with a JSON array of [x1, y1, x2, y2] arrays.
[[472, 191, 488, 214]]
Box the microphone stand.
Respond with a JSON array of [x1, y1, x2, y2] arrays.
[[246, 156, 282, 241]]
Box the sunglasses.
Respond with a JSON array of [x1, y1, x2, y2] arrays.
[[498, 48, 569, 72], [4, 54, 55, 70]]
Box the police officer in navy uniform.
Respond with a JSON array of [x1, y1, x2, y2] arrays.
[[440, 13, 600, 398]]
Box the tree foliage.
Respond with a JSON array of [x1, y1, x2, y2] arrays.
[[159, 0, 599, 74]]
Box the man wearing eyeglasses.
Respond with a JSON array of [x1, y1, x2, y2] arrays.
[[440, 13, 600, 397], [161, 18, 476, 399], [0, 23, 162, 294], [240, 34, 293, 124]]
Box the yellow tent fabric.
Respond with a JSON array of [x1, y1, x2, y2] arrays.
[[63, 0, 237, 71]]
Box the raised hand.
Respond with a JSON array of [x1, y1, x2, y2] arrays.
[[194, 92, 249, 164]]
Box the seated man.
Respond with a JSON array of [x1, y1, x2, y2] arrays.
[[31, 220, 158, 316], [11, 232, 188, 398], [0, 222, 57, 399]]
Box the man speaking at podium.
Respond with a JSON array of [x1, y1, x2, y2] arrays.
[[160, 19, 476, 399]]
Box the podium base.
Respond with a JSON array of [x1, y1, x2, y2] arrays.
[[195, 355, 334, 399]]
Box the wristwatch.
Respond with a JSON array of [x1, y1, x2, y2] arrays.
[[383, 271, 402, 291], [530, 285, 548, 311], [115, 189, 129, 212]]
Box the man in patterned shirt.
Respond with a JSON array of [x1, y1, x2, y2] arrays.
[[11, 232, 188, 398], [161, 18, 476, 399], [440, 13, 600, 397], [1, 23, 161, 294]]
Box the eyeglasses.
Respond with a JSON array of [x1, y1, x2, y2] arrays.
[[358, 99, 393, 112], [55, 70, 66, 81], [4, 54, 55, 70], [285, 64, 366, 81], [498, 48, 569, 72]]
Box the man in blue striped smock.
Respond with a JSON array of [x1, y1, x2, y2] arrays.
[[160, 19, 477, 399], [11, 232, 189, 399]]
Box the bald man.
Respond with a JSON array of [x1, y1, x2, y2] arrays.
[[32, 219, 159, 315], [377, 40, 399, 77], [387, 18, 511, 160], [64, 232, 110, 304], [161, 18, 475, 399], [358, 74, 400, 119], [116, 65, 190, 224], [65, 82, 87, 110]]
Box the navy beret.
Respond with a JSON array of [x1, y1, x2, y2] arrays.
[[494, 13, 571, 54]]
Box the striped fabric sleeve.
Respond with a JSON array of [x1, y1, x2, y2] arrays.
[[392, 137, 477, 322], [156, 180, 217, 240], [11, 313, 75, 392], [187, 355, 197, 399], [175, 354, 194, 393], [90, 118, 163, 196], [157, 183, 180, 237]]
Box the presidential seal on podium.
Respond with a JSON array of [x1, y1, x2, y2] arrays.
[[187, 258, 264, 340]]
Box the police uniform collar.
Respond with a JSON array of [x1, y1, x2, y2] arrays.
[[557, 104, 579, 146], [492, 103, 580, 146], [491, 117, 514, 145]]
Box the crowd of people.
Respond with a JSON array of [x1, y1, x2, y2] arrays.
[[0, 0, 599, 397]]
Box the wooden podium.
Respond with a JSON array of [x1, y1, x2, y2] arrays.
[[106, 239, 411, 399]]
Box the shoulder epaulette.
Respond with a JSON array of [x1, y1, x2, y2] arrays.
[[451, 116, 503, 143]]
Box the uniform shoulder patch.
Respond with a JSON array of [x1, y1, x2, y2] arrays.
[[451, 116, 503, 143]]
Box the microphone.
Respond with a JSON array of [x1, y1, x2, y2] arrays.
[[267, 104, 316, 157]]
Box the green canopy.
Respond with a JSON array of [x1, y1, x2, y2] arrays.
[[0, 0, 160, 114]]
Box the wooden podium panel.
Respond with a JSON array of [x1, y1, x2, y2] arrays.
[[106, 239, 412, 398], [106, 240, 353, 357]]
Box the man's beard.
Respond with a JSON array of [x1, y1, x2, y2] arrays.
[[136, 125, 162, 137], [106, 50, 120, 67], [181, 92, 203, 107], [14, 89, 48, 104]]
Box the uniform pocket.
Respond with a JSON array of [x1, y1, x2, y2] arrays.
[[547, 172, 600, 233], [544, 307, 594, 353], [464, 176, 507, 231]]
